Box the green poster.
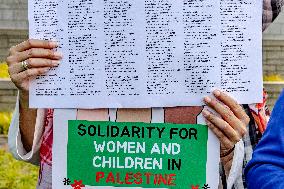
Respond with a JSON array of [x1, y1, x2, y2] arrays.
[[67, 120, 208, 188]]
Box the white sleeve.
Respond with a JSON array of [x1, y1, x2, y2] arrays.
[[8, 93, 46, 166], [226, 139, 245, 189]]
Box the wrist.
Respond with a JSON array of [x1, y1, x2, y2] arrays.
[[221, 150, 234, 178], [221, 146, 235, 158], [19, 90, 29, 109]]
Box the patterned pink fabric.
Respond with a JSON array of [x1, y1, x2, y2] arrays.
[[38, 109, 53, 188], [40, 109, 53, 166], [249, 91, 270, 134]]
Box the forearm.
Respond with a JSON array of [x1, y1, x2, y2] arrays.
[[19, 91, 37, 152]]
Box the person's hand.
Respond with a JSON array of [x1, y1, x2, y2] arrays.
[[6, 39, 62, 100], [6, 39, 61, 151], [202, 90, 249, 175]]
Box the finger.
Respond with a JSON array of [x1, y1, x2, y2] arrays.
[[12, 67, 50, 83], [202, 109, 241, 143], [204, 96, 246, 133], [206, 119, 234, 149], [8, 58, 60, 75], [213, 90, 249, 122], [9, 39, 58, 54], [10, 48, 62, 63]]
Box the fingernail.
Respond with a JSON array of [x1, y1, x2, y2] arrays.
[[213, 90, 221, 97], [204, 96, 211, 103], [52, 60, 60, 66], [202, 110, 210, 117], [50, 41, 58, 47], [54, 52, 63, 59]]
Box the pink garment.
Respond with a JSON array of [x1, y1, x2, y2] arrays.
[[38, 109, 53, 188]]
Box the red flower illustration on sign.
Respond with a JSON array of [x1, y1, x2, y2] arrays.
[[71, 180, 85, 189], [191, 185, 199, 189]]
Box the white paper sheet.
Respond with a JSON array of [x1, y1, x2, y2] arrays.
[[29, 0, 263, 108]]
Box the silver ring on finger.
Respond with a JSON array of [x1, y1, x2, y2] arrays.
[[21, 60, 29, 71]]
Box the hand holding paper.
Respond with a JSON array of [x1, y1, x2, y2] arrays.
[[202, 90, 249, 175]]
